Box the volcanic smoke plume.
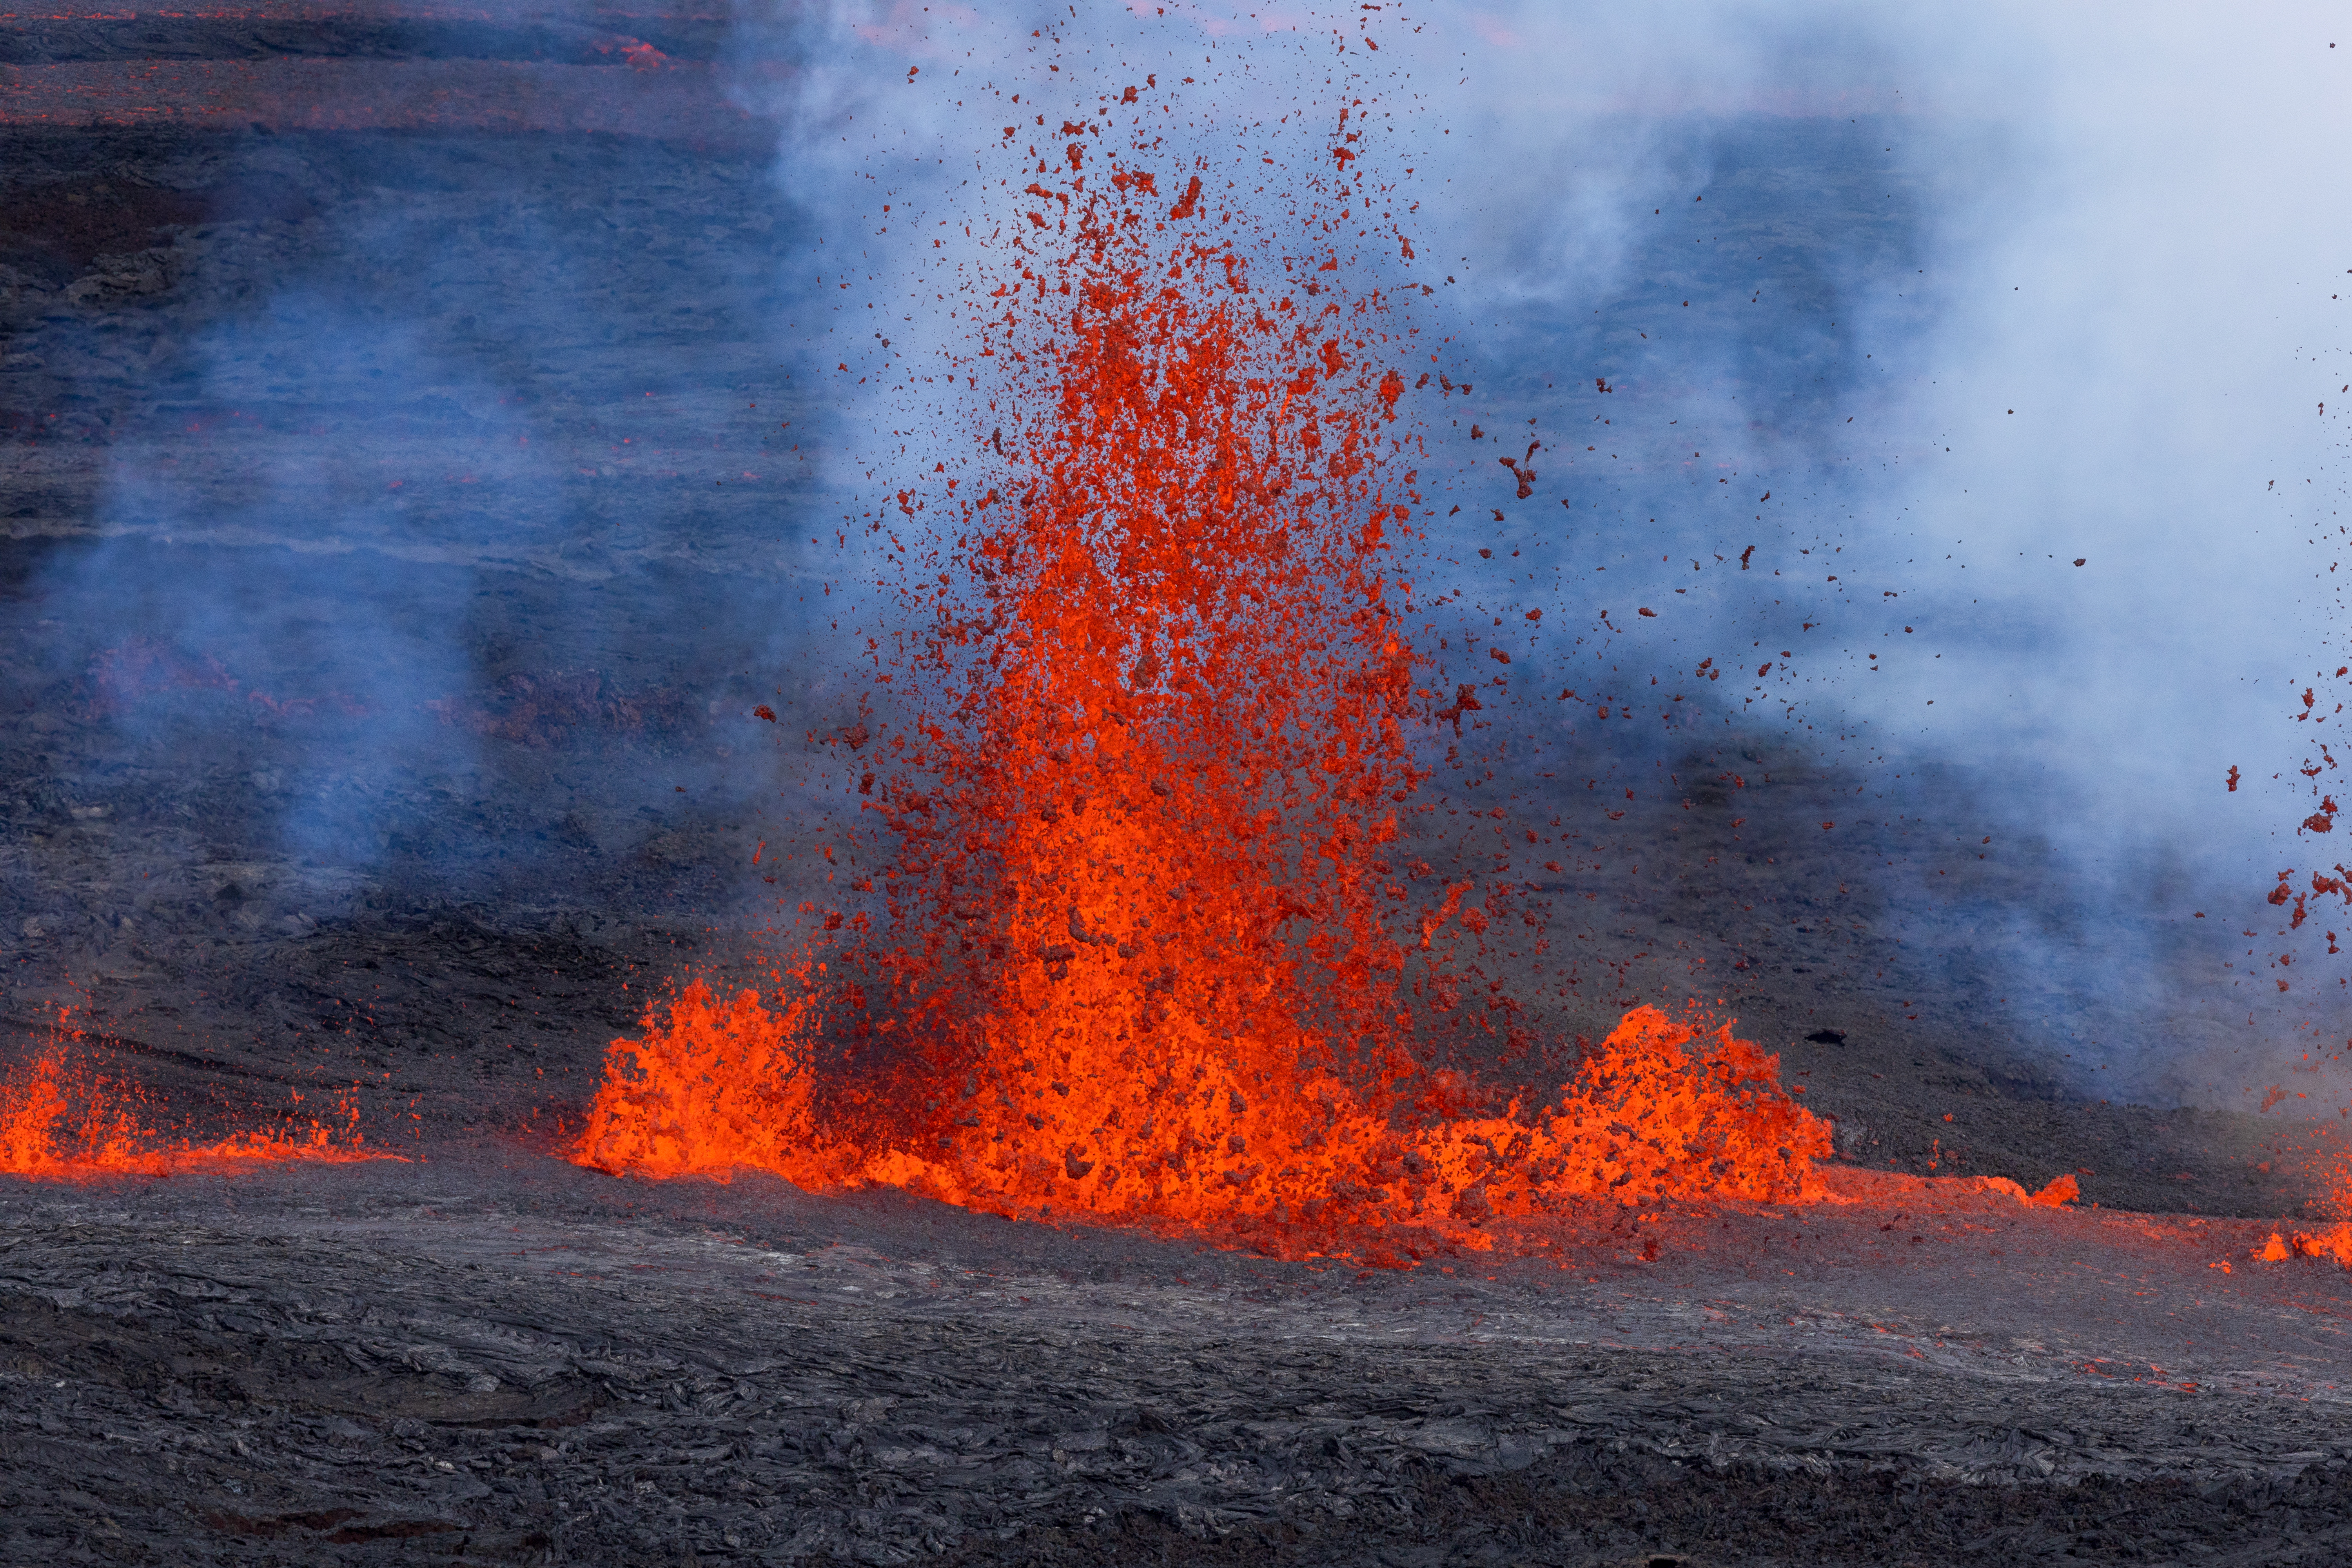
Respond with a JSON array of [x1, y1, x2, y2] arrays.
[[571, 78, 1827, 1250]]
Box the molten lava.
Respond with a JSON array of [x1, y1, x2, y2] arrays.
[[572, 80, 1831, 1252], [0, 1016, 387, 1180], [577, 985, 1827, 1247]]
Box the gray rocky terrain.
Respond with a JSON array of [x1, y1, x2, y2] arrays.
[[10, 1151, 2352, 1566]]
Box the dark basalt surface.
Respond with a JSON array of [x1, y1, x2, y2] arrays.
[[9, 1156, 2352, 1567], [0, 10, 733, 68]]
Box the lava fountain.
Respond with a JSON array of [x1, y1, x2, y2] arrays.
[[572, 80, 1831, 1254], [0, 1011, 390, 1179]]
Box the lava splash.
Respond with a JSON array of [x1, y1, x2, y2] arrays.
[[1, 1016, 389, 1180], [577, 985, 1827, 1242], [572, 74, 1830, 1249]]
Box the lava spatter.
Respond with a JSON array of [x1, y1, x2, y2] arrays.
[[572, 58, 1830, 1253], [1, 1013, 388, 1180]]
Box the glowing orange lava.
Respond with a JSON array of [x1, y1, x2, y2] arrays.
[[0, 1016, 389, 1180], [577, 985, 1826, 1247], [2273, 1145, 2352, 1267], [572, 77, 1831, 1252]]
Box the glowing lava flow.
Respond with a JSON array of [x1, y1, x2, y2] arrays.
[[577, 985, 1828, 1245], [0, 1017, 388, 1180], [572, 83, 1831, 1251]]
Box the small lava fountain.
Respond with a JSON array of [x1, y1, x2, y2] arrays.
[[572, 79, 1831, 1255], [0, 1011, 389, 1179]]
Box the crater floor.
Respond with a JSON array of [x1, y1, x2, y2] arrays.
[[7, 1150, 2352, 1565]]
